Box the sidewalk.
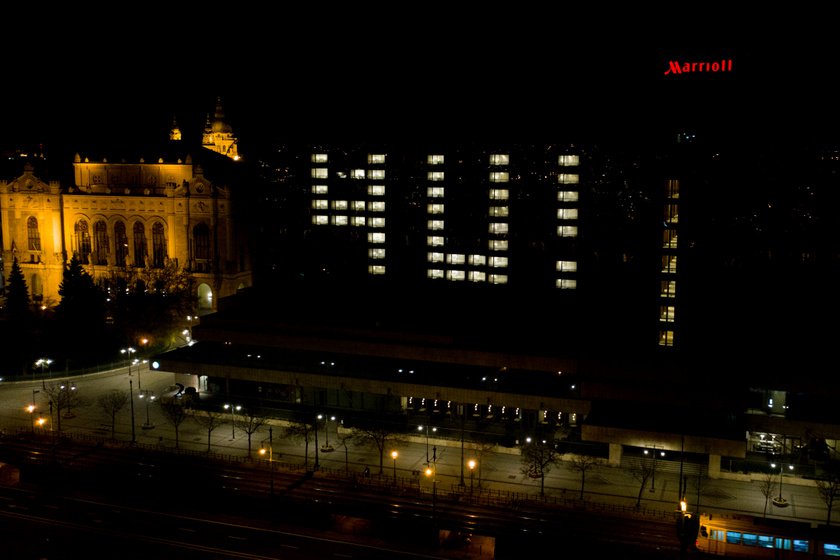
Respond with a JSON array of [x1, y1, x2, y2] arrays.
[[1, 368, 834, 529]]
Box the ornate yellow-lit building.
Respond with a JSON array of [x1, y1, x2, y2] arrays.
[[0, 106, 252, 310]]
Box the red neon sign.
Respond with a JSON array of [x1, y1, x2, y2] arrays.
[[664, 60, 732, 75]]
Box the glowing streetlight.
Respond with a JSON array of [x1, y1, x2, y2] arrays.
[[224, 404, 241, 438], [140, 390, 155, 429], [392, 450, 398, 484], [468, 459, 476, 495]]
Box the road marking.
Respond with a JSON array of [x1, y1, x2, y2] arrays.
[[228, 535, 247, 541], [280, 544, 299, 549]]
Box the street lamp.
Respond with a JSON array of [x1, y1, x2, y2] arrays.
[[224, 404, 241, 439], [121, 348, 136, 387], [319, 415, 335, 452], [392, 451, 398, 484], [419, 425, 437, 463], [645, 447, 665, 492], [771, 462, 794, 507], [425, 446, 437, 518], [26, 405, 36, 432], [468, 459, 476, 495], [140, 390, 155, 429], [260, 426, 275, 497], [35, 358, 52, 382]]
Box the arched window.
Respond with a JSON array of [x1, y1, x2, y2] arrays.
[[115, 221, 128, 266], [152, 222, 166, 268], [133, 222, 146, 267], [193, 222, 210, 271], [94, 221, 108, 265], [27, 217, 41, 251], [74, 220, 91, 264]]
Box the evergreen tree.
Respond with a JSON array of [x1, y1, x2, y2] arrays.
[[3, 257, 31, 321], [53, 256, 108, 367], [2, 257, 33, 376]]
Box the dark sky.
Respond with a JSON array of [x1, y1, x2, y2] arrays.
[[2, 29, 836, 158]]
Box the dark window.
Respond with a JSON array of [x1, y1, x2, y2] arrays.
[[194, 222, 210, 260], [133, 222, 146, 267], [115, 221, 128, 266], [75, 220, 91, 264], [94, 221, 109, 265], [27, 216, 41, 251], [152, 222, 166, 268]]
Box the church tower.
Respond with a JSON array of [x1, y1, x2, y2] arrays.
[[201, 98, 239, 160], [169, 117, 182, 141]]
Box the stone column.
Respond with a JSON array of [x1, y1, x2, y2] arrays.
[[608, 443, 623, 467], [708, 454, 721, 479]]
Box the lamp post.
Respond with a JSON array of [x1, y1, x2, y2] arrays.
[[128, 378, 136, 443], [35, 358, 51, 383], [27, 405, 36, 432], [121, 348, 136, 386], [224, 404, 240, 439], [419, 425, 437, 463], [646, 446, 665, 492], [319, 415, 335, 452], [140, 390, 155, 429], [425, 446, 437, 519], [260, 426, 275, 497], [392, 451, 398, 484], [468, 460, 476, 495]]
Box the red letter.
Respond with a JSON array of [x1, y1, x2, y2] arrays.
[[692, 63, 698, 72], [664, 61, 682, 75], [712, 62, 719, 71], [728, 59, 732, 71]]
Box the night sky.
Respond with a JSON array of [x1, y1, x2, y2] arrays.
[[2, 31, 835, 158]]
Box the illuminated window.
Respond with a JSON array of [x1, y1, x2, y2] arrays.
[[558, 174, 579, 184], [331, 200, 348, 210], [351, 216, 366, 226], [428, 154, 444, 165], [665, 203, 679, 223], [489, 222, 509, 234], [367, 169, 385, 180], [666, 179, 680, 198], [661, 280, 677, 297], [660, 306, 676, 322], [312, 168, 328, 179], [468, 271, 486, 282], [447, 270, 465, 281], [369, 248, 386, 259], [489, 189, 509, 200], [352, 201, 365, 211], [427, 236, 444, 246], [490, 172, 509, 182], [557, 279, 577, 289], [558, 155, 579, 166], [369, 217, 386, 228], [557, 260, 577, 272], [469, 254, 486, 266], [368, 185, 385, 196], [312, 185, 328, 194], [74, 219, 92, 264], [489, 206, 509, 217], [428, 252, 444, 263], [428, 204, 445, 214], [311, 154, 328, 163], [558, 190, 578, 202], [368, 232, 385, 243], [133, 222, 146, 268], [351, 169, 365, 179], [368, 265, 386, 275], [489, 240, 508, 251], [490, 154, 509, 166], [368, 154, 386, 164], [489, 274, 508, 284], [428, 269, 444, 279], [27, 216, 41, 251], [659, 330, 674, 347], [662, 255, 677, 273], [558, 225, 578, 237], [312, 200, 328, 209], [427, 186, 445, 198], [489, 256, 508, 268], [557, 208, 578, 220], [313, 215, 328, 225], [427, 220, 444, 230], [151, 222, 166, 268], [663, 229, 678, 248], [447, 254, 465, 265], [331, 215, 348, 226], [369, 201, 385, 212], [428, 171, 445, 181]]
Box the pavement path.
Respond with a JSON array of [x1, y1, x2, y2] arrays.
[[0, 366, 834, 528]]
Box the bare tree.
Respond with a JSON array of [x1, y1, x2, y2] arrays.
[[97, 390, 130, 438], [566, 454, 603, 499], [520, 440, 560, 496], [627, 456, 659, 507], [757, 472, 778, 517], [192, 409, 229, 453], [337, 429, 356, 474], [352, 422, 405, 475], [690, 472, 711, 512], [468, 438, 497, 490], [159, 399, 190, 448], [43, 381, 85, 431], [234, 408, 270, 459], [284, 411, 319, 469], [815, 466, 840, 526]]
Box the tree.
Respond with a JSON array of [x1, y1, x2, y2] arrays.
[[352, 422, 405, 475], [192, 409, 229, 453], [468, 438, 498, 491], [54, 256, 107, 366], [337, 429, 356, 474], [3, 257, 31, 320], [520, 440, 560, 496], [234, 408, 270, 459], [97, 390, 130, 438], [815, 465, 840, 526], [2, 257, 33, 376], [566, 454, 603, 499], [284, 411, 319, 469], [757, 472, 778, 517], [627, 456, 659, 507], [43, 381, 84, 431], [160, 400, 190, 448]]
